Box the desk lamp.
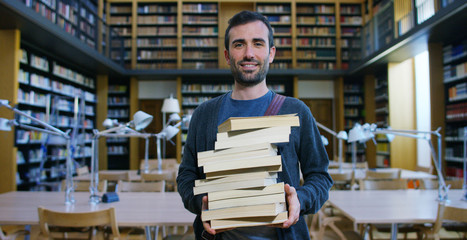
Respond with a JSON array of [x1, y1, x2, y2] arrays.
[[89, 110, 153, 204], [0, 99, 75, 204], [161, 94, 180, 158], [315, 121, 348, 173], [153, 113, 181, 171], [348, 123, 449, 202]]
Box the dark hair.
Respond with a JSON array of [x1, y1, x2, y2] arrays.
[[224, 10, 274, 51]]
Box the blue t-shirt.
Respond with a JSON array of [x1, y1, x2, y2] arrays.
[[217, 90, 274, 126], [216, 90, 279, 240]]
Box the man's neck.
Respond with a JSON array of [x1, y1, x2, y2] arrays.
[[231, 81, 269, 100]]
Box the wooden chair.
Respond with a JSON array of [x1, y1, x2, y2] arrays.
[[0, 226, 28, 240], [140, 158, 178, 171], [99, 171, 131, 192], [117, 180, 165, 193], [308, 207, 363, 240], [359, 179, 408, 191], [37, 206, 123, 240], [418, 202, 467, 240], [419, 178, 463, 190], [141, 170, 177, 192], [60, 180, 108, 193], [330, 171, 355, 190], [359, 179, 421, 240], [365, 169, 401, 179], [76, 166, 89, 176]]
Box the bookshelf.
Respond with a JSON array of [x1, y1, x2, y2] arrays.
[[108, 2, 132, 69], [374, 72, 390, 168], [443, 39, 467, 178], [136, 2, 177, 70], [17, 46, 96, 190], [181, 2, 219, 69], [295, 3, 336, 70], [257, 3, 293, 69], [340, 3, 362, 70], [343, 81, 365, 163], [107, 81, 130, 170]]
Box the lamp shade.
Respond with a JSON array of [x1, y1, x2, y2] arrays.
[[162, 125, 180, 140], [133, 111, 153, 131], [161, 95, 180, 113], [168, 113, 181, 124], [103, 119, 118, 128], [348, 123, 374, 143], [0, 118, 12, 131]]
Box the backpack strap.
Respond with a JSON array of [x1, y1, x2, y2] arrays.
[[264, 93, 286, 116]]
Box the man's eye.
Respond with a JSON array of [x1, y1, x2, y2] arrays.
[[255, 42, 264, 47], [234, 43, 243, 48]]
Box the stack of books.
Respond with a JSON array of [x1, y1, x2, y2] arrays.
[[194, 114, 300, 229]]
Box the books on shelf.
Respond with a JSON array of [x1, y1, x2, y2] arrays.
[[193, 115, 303, 229]]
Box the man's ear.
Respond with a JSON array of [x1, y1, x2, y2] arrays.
[[224, 49, 231, 65], [269, 46, 276, 63]]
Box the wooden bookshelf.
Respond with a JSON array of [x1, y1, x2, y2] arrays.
[[343, 80, 366, 163], [108, 2, 132, 69], [295, 3, 337, 70], [442, 38, 467, 177], [339, 3, 363, 70], [14, 44, 96, 191]]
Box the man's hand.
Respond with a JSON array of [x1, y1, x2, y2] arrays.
[[202, 195, 233, 235], [273, 183, 300, 229]]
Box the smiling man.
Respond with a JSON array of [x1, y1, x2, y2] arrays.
[[177, 11, 333, 240]]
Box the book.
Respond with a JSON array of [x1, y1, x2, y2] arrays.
[[201, 202, 286, 221], [198, 147, 278, 167], [216, 126, 291, 141], [202, 155, 282, 174], [210, 211, 288, 230], [208, 182, 285, 201], [208, 192, 285, 209], [198, 142, 276, 160], [214, 126, 291, 150], [217, 114, 300, 133], [193, 177, 277, 195], [205, 165, 282, 180], [195, 172, 278, 186]]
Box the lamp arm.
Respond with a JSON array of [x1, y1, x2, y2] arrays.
[[316, 122, 337, 137], [98, 132, 152, 138], [375, 129, 429, 140], [13, 121, 68, 137], [3, 104, 67, 137]]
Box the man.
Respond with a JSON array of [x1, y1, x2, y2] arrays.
[[177, 10, 333, 239]]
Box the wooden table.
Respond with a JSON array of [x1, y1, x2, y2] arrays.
[[328, 189, 467, 240], [328, 168, 436, 180], [0, 191, 195, 239]]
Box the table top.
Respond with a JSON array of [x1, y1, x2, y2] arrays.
[[327, 168, 436, 180], [0, 191, 195, 227], [328, 189, 467, 224]]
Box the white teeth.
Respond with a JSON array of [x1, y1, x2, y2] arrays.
[[244, 65, 255, 67]]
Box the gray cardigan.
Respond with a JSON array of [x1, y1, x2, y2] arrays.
[[177, 92, 333, 240]]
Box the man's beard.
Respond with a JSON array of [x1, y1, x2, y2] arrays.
[[230, 55, 270, 87]]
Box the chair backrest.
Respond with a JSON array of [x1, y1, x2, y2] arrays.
[[140, 158, 178, 171], [61, 180, 108, 192], [365, 169, 401, 179], [76, 166, 89, 176], [117, 180, 165, 192], [431, 202, 467, 237], [415, 165, 433, 174], [38, 206, 120, 240], [420, 178, 463, 190], [99, 171, 131, 181], [359, 179, 408, 190], [330, 171, 355, 190], [141, 171, 175, 182]]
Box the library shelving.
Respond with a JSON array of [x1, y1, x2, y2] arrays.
[[107, 81, 130, 170], [340, 3, 362, 70], [443, 39, 467, 178], [295, 3, 336, 70], [343, 81, 365, 163], [108, 2, 132, 69], [257, 2, 293, 69], [136, 2, 177, 70], [16, 46, 96, 191], [181, 2, 219, 69], [374, 73, 391, 168]]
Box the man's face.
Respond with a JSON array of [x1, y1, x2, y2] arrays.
[[224, 21, 276, 87]]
